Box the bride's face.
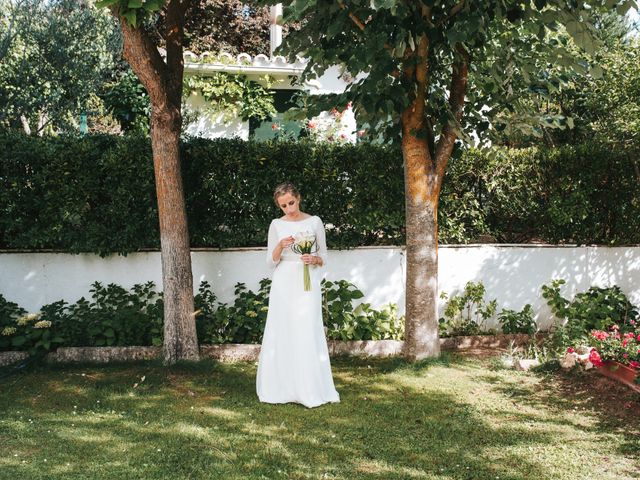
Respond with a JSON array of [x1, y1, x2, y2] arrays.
[[276, 192, 301, 218]]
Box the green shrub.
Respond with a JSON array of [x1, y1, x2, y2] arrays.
[[542, 279, 639, 352], [322, 279, 404, 341], [438, 282, 498, 337], [1, 129, 638, 255], [0, 277, 405, 355], [498, 304, 537, 334], [1, 295, 65, 356]]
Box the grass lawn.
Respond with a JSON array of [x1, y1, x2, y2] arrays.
[[0, 354, 638, 480]]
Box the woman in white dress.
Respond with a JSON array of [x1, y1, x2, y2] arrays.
[[256, 182, 340, 408]]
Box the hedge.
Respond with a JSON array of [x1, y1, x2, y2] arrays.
[[0, 128, 638, 255]]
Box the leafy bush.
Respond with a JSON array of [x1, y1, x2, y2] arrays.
[[439, 282, 498, 337], [322, 279, 404, 341], [0, 297, 64, 357], [0, 277, 405, 355], [542, 279, 639, 352], [198, 280, 271, 345], [1, 129, 638, 255], [498, 304, 537, 334]]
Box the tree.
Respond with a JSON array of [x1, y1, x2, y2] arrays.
[[98, 0, 199, 364], [0, 0, 119, 134], [269, 0, 638, 360]]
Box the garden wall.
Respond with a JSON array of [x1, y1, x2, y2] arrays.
[[2, 245, 638, 330]]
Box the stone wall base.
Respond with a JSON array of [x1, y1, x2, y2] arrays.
[[0, 334, 545, 367]]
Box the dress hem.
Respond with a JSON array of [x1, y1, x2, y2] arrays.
[[258, 396, 340, 409]]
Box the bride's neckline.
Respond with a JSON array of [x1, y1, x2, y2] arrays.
[[277, 215, 314, 223]]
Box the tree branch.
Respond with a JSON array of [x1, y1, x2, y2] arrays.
[[112, 6, 169, 107], [436, 1, 466, 27], [435, 44, 469, 176], [338, 1, 366, 32], [164, 0, 191, 102]]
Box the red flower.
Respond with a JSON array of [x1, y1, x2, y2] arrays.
[[271, 123, 279, 130], [630, 361, 640, 369], [589, 348, 603, 367], [636, 334, 640, 342], [592, 330, 609, 340], [307, 121, 317, 129], [623, 353, 629, 359], [567, 347, 575, 353], [340, 133, 346, 139]]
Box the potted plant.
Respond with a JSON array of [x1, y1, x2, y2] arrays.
[[587, 325, 640, 393]]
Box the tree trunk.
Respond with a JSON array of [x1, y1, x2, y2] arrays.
[[152, 108, 200, 364], [401, 115, 442, 361], [117, 3, 200, 364]]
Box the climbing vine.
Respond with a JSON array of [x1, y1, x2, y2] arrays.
[[183, 73, 276, 121]]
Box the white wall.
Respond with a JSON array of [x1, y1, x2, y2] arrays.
[[183, 92, 250, 140], [1, 246, 639, 330]]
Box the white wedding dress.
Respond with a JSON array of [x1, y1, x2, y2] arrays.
[[256, 215, 340, 408]]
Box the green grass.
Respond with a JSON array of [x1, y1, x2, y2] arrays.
[[0, 354, 638, 479]]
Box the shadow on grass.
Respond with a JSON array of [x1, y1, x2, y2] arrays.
[[0, 356, 636, 479], [475, 360, 640, 470]]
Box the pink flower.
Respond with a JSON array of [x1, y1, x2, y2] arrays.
[[340, 133, 346, 139], [636, 334, 640, 342], [307, 121, 317, 129], [357, 130, 366, 137], [629, 361, 640, 369], [591, 330, 609, 340], [346, 101, 353, 109], [567, 347, 575, 353], [623, 353, 629, 358], [630, 320, 636, 326], [589, 348, 603, 367], [611, 324, 620, 330], [623, 339, 629, 348]]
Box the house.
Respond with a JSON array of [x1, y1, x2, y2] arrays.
[[181, 5, 357, 142]]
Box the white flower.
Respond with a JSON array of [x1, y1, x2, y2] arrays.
[[560, 352, 577, 369], [16, 313, 40, 326], [1, 327, 16, 336], [33, 320, 52, 329]]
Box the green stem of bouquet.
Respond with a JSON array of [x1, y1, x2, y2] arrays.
[[303, 264, 311, 291]]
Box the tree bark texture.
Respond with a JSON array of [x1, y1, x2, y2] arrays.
[[117, 1, 199, 364], [401, 29, 468, 361]]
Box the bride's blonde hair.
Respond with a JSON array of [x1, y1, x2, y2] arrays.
[[273, 182, 300, 206]]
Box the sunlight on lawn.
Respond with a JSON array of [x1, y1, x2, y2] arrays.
[[0, 356, 638, 480]]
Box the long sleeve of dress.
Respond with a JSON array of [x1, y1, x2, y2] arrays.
[[266, 220, 279, 268], [315, 216, 328, 268]]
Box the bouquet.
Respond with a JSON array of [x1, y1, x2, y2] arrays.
[[290, 231, 317, 291]]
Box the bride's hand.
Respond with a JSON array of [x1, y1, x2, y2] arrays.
[[279, 236, 295, 249], [300, 254, 317, 265]]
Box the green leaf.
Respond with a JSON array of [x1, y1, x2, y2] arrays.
[[95, 0, 119, 8], [122, 9, 138, 27], [128, 0, 143, 7]]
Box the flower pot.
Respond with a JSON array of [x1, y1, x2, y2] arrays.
[[596, 360, 640, 393]]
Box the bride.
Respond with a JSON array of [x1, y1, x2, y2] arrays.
[[256, 182, 340, 408]]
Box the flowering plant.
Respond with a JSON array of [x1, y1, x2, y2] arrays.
[[560, 323, 640, 372], [0, 311, 62, 357], [305, 102, 356, 144], [588, 324, 640, 369], [290, 231, 317, 291]]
